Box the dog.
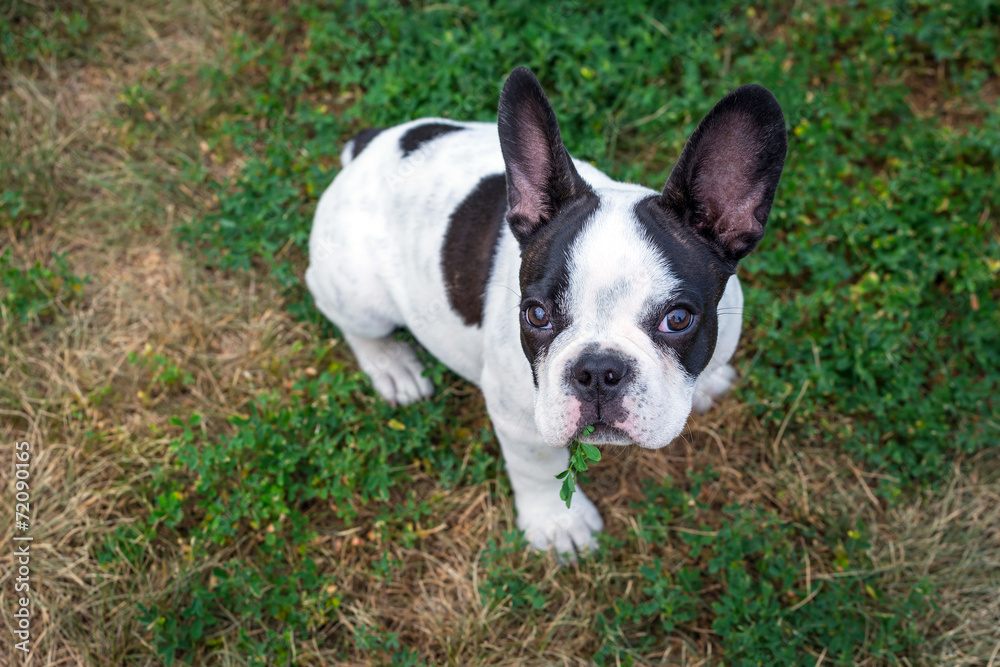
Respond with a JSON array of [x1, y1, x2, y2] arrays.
[[305, 67, 786, 556]]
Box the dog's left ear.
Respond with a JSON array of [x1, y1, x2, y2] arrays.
[[661, 84, 787, 265], [498, 67, 591, 244]]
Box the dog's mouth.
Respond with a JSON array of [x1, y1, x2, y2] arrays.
[[576, 419, 633, 446]]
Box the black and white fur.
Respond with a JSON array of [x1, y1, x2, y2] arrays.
[[306, 68, 786, 556]]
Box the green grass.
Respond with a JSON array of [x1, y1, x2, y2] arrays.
[[178, 0, 999, 485], [2, 0, 998, 664], [0, 248, 87, 334], [138, 0, 999, 662], [132, 365, 499, 663], [624, 479, 930, 666], [158, 1, 997, 661]]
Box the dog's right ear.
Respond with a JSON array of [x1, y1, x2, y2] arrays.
[[660, 84, 787, 266], [498, 67, 591, 244]]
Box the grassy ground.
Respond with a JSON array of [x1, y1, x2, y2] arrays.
[[1, 1, 998, 665]]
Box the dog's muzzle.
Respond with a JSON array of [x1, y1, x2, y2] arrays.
[[567, 350, 634, 437]]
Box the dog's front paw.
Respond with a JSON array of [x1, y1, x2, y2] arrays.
[[515, 489, 603, 560]]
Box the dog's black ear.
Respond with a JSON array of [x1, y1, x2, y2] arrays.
[[498, 67, 591, 243], [661, 84, 787, 265]]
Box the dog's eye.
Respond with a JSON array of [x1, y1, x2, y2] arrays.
[[659, 308, 693, 333], [525, 305, 551, 329]]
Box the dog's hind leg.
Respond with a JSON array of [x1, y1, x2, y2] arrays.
[[342, 334, 434, 407], [304, 264, 433, 407], [692, 274, 744, 414], [692, 364, 738, 414]]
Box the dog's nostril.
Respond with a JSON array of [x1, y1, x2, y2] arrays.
[[572, 353, 629, 391]]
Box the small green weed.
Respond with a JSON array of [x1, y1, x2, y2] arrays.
[[127, 344, 194, 396], [478, 531, 550, 612], [0, 189, 29, 233], [352, 621, 425, 667], [555, 426, 601, 508], [0, 248, 86, 330], [0, 5, 92, 67]]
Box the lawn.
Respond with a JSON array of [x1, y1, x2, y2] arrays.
[[1, 1, 998, 665]]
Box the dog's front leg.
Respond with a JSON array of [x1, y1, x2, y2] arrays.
[[481, 368, 604, 559], [494, 418, 604, 558]]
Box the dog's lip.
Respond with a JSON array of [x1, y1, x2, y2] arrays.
[[577, 420, 633, 446]]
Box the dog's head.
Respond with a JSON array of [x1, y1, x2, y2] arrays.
[[497, 67, 786, 448]]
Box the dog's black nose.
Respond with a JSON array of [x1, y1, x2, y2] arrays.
[[571, 352, 630, 397]]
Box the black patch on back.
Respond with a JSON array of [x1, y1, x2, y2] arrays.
[[348, 127, 384, 160], [400, 123, 464, 157], [442, 174, 509, 327]]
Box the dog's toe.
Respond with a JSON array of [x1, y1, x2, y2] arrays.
[[517, 490, 603, 562], [394, 362, 434, 406], [370, 358, 433, 406], [348, 336, 434, 406]]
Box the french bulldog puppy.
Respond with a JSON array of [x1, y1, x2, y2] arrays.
[[306, 67, 786, 556]]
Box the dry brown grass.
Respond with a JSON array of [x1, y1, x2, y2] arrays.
[[0, 2, 285, 664], [1, 2, 998, 665]]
